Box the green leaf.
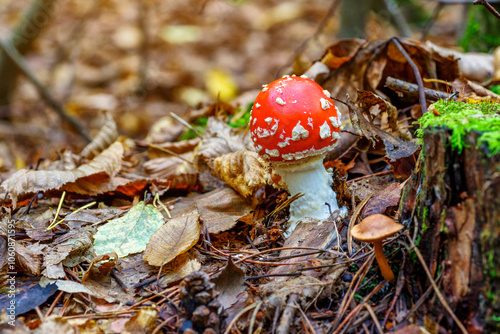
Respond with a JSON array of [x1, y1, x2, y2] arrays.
[[94, 201, 165, 257]]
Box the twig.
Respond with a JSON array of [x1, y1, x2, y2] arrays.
[[398, 237, 468, 334], [347, 194, 373, 255], [126, 286, 178, 309], [364, 303, 384, 334], [35, 306, 44, 321], [337, 138, 360, 160], [383, 0, 412, 37], [151, 315, 177, 334], [248, 301, 263, 334], [224, 302, 260, 334], [295, 300, 318, 334], [421, 2, 445, 41], [59, 293, 72, 316], [277, 294, 299, 334], [0, 0, 57, 107], [65, 268, 82, 283], [289, 0, 343, 76], [143, 287, 179, 311], [347, 170, 393, 184], [385, 76, 453, 101], [111, 268, 130, 293], [330, 253, 375, 331], [48, 191, 66, 230], [169, 112, 203, 138], [390, 38, 427, 113], [47, 200, 96, 231], [272, 305, 280, 334], [45, 291, 64, 318], [381, 251, 406, 328], [0, 39, 92, 142], [149, 143, 193, 164], [331, 281, 387, 334], [474, 0, 500, 19], [400, 270, 443, 324]]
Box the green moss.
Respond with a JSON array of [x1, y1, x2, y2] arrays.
[[228, 102, 253, 128], [416, 100, 500, 156], [439, 209, 448, 233], [178, 116, 208, 141], [459, 4, 500, 52]]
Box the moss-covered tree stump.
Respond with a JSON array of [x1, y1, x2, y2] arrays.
[[400, 101, 500, 332]]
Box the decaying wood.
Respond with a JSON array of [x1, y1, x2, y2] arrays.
[[400, 127, 500, 332]]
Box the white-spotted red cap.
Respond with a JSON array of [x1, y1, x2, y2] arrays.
[[250, 75, 341, 162]]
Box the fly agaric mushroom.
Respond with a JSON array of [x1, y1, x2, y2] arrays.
[[351, 214, 403, 282], [249, 75, 345, 236]]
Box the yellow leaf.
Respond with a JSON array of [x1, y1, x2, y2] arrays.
[[205, 68, 238, 102]]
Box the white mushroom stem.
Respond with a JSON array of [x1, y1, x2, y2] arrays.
[[274, 156, 345, 237]]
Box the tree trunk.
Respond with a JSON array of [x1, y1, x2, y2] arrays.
[[400, 127, 500, 333]]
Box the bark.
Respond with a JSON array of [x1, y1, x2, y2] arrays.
[[400, 126, 500, 332]]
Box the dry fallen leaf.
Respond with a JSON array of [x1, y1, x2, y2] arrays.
[[158, 251, 201, 287], [1, 141, 124, 206], [195, 187, 255, 234], [212, 257, 246, 309], [361, 182, 403, 218], [348, 91, 417, 161], [143, 155, 195, 180], [144, 209, 201, 267], [195, 117, 246, 162], [42, 230, 93, 279], [123, 307, 157, 334], [80, 112, 119, 160], [146, 138, 201, 159], [33, 316, 76, 334], [94, 201, 165, 258], [211, 150, 269, 198], [15, 241, 41, 276]]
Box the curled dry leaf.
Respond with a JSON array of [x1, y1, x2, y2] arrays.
[[82, 252, 118, 282], [451, 78, 500, 101], [195, 117, 246, 162], [80, 112, 119, 160], [144, 208, 201, 267], [94, 201, 165, 258], [356, 90, 412, 141], [425, 41, 494, 82], [348, 91, 417, 161], [158, 251, 201, 287], [1, 141, 123, 206], [212, 150, 269, 198], [43, 230, 93, 279], [143, 154, 195, 180], [323, 38, 461, 116]]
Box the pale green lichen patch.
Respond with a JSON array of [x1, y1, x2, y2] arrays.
[[416, 100, 500, 156]]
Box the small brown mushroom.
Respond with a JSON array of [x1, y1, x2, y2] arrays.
[[351, 214, 403, 282]]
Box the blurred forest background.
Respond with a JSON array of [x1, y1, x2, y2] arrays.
[[0, 0, 498, 168]]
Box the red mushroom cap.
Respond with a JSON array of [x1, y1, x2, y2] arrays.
[[250, 76, 341, 163]]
